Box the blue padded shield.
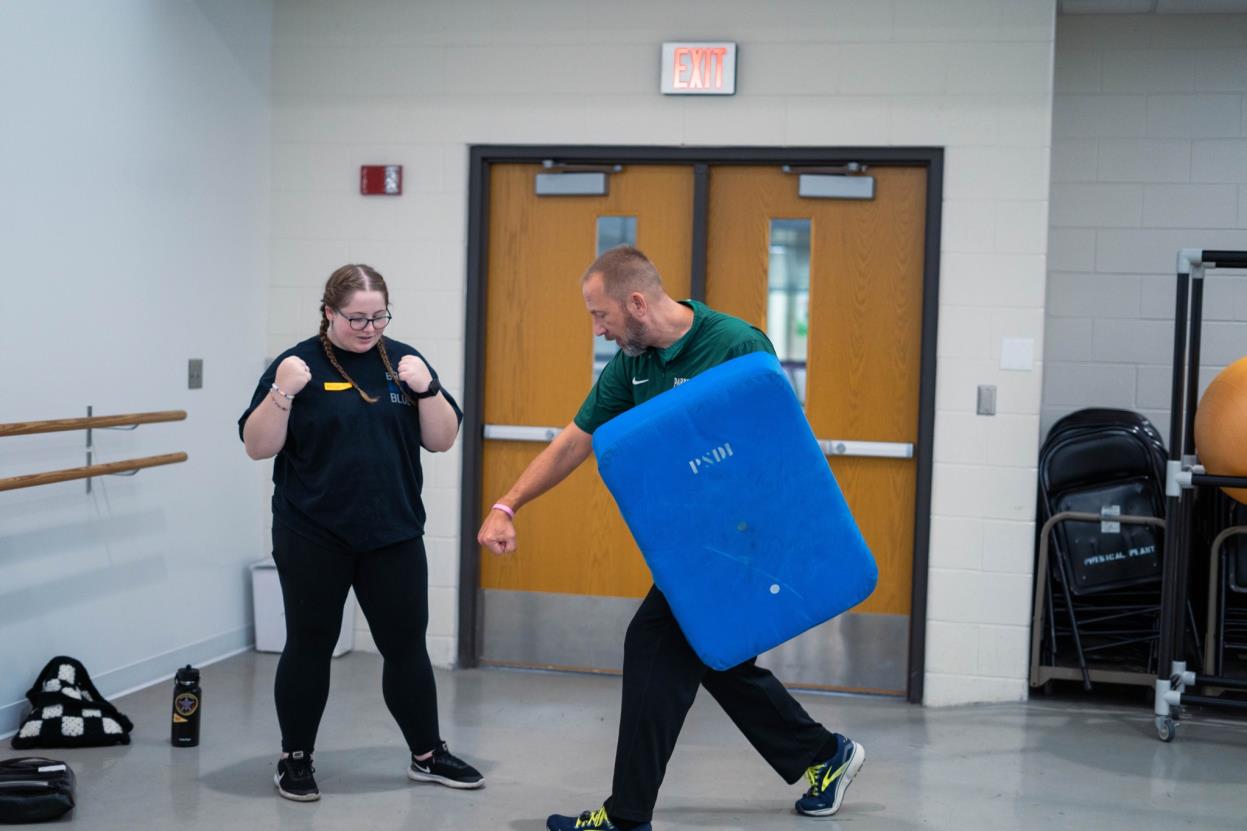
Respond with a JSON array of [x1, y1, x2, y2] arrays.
[[592, 351, 877, 670]]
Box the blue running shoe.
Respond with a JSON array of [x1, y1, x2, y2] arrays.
[[795, 736, 865, 817], [546, 806, 651, 830]]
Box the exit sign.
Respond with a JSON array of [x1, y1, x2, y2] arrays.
[[661, 42, 736, 95]]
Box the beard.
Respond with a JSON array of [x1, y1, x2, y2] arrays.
[[618, 313, 649, 357]]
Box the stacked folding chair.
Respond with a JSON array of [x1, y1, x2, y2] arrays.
[[1203, 493, 1247, 677], [1036, 408, 1195, 686]]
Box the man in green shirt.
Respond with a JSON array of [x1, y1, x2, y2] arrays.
[[478, 246, 865, 831]]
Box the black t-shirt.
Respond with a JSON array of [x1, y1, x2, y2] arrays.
[[238, 335, 462, 551]]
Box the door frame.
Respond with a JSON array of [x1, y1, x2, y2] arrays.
[[459, 145, 944, 704]]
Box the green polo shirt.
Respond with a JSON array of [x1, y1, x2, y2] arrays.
[[574, 300, 776, 434]]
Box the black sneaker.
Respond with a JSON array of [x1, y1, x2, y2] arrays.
[[407, 741, 485, 789], [274, 751, 319, 802]]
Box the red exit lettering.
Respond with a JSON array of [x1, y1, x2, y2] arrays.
[[672, 46, 727, 91]]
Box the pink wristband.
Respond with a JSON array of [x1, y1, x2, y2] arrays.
[[491, 503, 515, 520]]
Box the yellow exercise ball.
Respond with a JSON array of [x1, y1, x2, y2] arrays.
[[1195, 355, 1247, 504]]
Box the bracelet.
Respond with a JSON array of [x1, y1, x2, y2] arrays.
[[491, 503, 515, 520], [268, 388, 290, 412], [271, 382, 296, 400]]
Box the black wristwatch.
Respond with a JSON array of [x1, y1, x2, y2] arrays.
[[413, 377, 441, 399]]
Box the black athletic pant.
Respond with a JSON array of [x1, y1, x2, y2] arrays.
[[271, 522, 439, 755], [604, 586, 838, 824]]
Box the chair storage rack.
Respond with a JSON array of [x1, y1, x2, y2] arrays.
[[1154, 249, 1247, 741]]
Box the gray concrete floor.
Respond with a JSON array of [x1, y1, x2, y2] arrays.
[[6, 650, 1247, 829]]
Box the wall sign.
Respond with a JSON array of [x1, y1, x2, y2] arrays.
[[660, 42, 736, 95]]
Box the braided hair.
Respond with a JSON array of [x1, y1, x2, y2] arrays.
[[319, 264, 417, 407]]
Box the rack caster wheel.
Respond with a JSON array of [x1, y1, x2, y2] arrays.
[[1156, 716, 1176, 742]]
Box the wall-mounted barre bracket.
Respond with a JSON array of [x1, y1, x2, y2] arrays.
[[84, 405, 145, 493]]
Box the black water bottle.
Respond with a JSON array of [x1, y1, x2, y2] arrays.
[[171, 665, 201, 747]]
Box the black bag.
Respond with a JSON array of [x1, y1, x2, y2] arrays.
[[0, 757, 75, 824], [11, 657, 133, 749]]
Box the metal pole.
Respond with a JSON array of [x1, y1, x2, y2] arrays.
[[85, 405, 92, 494], [1159, 269, 1191, 673]]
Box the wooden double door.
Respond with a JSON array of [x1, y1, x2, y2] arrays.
[[476, 160, 927, 696]]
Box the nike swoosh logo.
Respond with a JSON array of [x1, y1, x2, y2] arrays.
[[632, 377, 649, 385]]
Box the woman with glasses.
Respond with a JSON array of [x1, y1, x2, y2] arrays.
[[239, 263, 483, 802]]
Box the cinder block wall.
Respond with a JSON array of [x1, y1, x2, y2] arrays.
[[1044, 13, 1247, 441]]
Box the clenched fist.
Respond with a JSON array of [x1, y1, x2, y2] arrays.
[[478, 509, 516, 555], [275, 356, 312, 396], [398, 354, 433, 394]]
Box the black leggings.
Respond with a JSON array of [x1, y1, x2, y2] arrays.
[[271, 522, 439, 755]]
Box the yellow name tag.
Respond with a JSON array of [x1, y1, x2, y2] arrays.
[[323, 382, 353, 391]]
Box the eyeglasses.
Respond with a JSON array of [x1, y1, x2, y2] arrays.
[[335, 308, 392, 331]]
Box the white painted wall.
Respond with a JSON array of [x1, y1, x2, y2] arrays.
[[272, 0, 1057, 704], [0, 0, 272, 737], [1044, 13, 1247, 438]]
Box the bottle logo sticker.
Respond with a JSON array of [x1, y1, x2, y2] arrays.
[[174, 693, 199, 718]]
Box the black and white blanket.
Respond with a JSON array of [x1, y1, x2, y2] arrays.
[[11, 656, 133, 748]]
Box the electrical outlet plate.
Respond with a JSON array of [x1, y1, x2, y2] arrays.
[[188, 359, 203, 389]]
